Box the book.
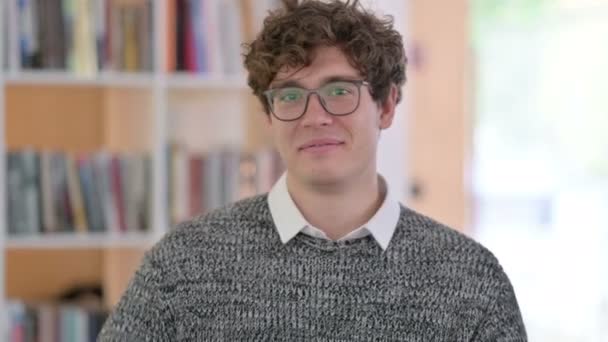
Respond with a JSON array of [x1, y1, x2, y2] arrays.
[[166, 0, 177, 71], [21, 150, 42, 234], [7, 150, 152, 236], [218, 0, 243, 75], [42, 0, 67, 69], [93, 153, 116, 233], [171, 145, 190, 223], [123, 155, 148, 231], [40, 151, 58, 233], [18, 0, 39, 68], [222, 148, 241, 205], [175, 0, 187, 71], [66, 154, 89, 233], [183, 0, 196, 72], [204, 149, 223, 212], [37, 303, 58, 342], [51, 152, 73, 232], [2, 0, 10, 69], [189, 155, 204, 217], [168, 146, 284, 226], [72, 0, 97, 76], [169, 0, 258, 75], [7, 152, 33, 234], [121, 5, 139, 71], [62, 0, 76, 70], [16, 0, 153, 73], [78, 156, 105, 233]]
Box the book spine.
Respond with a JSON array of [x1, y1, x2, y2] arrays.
[[110, 155, 127, 233], [175, 0, 186, 71], [7, 152, 22, 235], [166, 0, 176, 72], [66, 154, 88, 233], [95, 153, 118, 233], [62, 0, 75, 71], [21, 150, 42, 234], [40, 151, 57, 233], [122, 6, 138, 71], [183, 0, 196, 72], [78, 156, 105, 233], [94, 0, 106, 70], [189, 156, 203, 217]]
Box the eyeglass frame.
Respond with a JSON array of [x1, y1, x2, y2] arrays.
[[262, 79, 371, 122]]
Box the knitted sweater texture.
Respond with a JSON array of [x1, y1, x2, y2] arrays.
[[98, 195, 527, 341]]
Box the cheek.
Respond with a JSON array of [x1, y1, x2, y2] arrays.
[[350, 112, 381, 145], [270, 125, 294, 157]]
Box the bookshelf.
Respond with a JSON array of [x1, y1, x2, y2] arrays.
[[0, 0, 282, 340], [1, 0, 410, 340], [1, 0, 7, 337], [5, 232, 154, 249], [4, 71, 155, 88]]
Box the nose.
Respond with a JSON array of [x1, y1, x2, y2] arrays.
[[300, 92, 334, 127]]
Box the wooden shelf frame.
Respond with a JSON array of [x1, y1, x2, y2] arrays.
[[5, 232, 155, 250]]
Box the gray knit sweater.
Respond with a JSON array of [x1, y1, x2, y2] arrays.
[[99, 195, 527, 341]]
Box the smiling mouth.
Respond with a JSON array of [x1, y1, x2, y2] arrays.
[[299, 142, 344, 152]]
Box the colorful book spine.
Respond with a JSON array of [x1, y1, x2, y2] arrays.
[[16, 0, 153, 73], [6, 150, 152, 236], [7, 301, 108, 342], [168, 145, 284, 226]]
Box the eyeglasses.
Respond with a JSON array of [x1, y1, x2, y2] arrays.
[[263, 80, 370, 122]]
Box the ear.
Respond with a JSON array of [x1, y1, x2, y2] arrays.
[[378, 84, 398, 130]]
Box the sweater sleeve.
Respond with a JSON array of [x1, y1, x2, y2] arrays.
[[97, 250, 175, 341], [471, 263, 527, 342]]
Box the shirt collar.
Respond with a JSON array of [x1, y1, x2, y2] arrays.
[[267, 172, 401, 250]]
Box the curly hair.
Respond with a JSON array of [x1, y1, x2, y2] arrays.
[[243, 0, 407, 115]]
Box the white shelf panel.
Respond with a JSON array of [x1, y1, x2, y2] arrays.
[[5, 232, 157, 249], [4, 71, 155, 88], [3, 71, 250, 90], [167, 73, 248, 90]]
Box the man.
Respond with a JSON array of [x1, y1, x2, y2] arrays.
[[99, 0, 527, 340]]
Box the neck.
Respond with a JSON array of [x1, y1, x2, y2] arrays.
[[286, 169, 385, 240]]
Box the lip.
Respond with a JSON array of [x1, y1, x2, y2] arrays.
[[298, 138, 345, 152]]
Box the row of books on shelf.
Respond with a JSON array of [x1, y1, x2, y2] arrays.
[[7, 146, 284, 235], [168, 0, 247, 75], [168, 145, 284, 225], [2, 0, 282, 77], [7, 301, 107, 342], [2, 286, 108, 342], [1, 1, 8, 70], [7, 150, 152, 236], [10, 0, 153, 74]]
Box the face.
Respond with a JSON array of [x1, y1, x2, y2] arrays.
[[266, 45, 397, 188]]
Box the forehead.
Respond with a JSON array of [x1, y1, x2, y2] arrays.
[[271, 46, 361, 88]]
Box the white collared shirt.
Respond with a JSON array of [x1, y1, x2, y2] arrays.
[[267, 172, 401, 250]]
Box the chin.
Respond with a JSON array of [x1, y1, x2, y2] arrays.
[[287, 155, 351, 185], [301, 167, 347, 186]]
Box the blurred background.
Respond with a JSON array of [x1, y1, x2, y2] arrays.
[[470, 0, 608, 340], [1, 0, 607, 341]]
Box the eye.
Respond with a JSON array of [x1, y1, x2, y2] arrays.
[[329, 87, 349, 96], [324, 82, 355, 97], [276, 89, 303, 103]]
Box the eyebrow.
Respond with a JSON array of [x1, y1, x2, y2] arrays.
[[269, 75, 362, 90]]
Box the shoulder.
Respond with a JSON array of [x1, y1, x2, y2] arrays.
[[394, 205, 505, 276], [175, 193, 270, 232], [392, 206, 518, 305], [395, 206, 525, 336], [145, 194, 272, 265]]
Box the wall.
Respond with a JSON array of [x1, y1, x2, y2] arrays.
[[407, 0, 471, 231]]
